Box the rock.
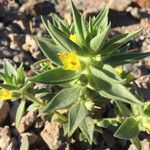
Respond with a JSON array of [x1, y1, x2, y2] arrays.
[[22, 35, 42, 59], [0, 126, 11, 150], [133, 0, 150, 9], [34, 1, 55, 15], [128, 139, 150, 150], [2, 49, 12, 58], [7, 138, 17, 150], [17, 110, 38, 133], [0, 102, 10, 125], [126, 64, 142, 79], [126, 6, 141, 19], [6, 0, 19, 12], [21, 132, 38, 145], [19, 0, 55, 16], [106, 0, 132, 11], [8, 34, 21, 50], [22, 35, 38, 52], [19, 0, 37, 16], [40, 121, 61, 150]]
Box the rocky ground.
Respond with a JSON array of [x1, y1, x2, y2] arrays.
[[0, 0, 150, 149]]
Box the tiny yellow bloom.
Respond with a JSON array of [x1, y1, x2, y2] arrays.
[[141, 118, 150, 134], [58, 52, 81, 70], [0, 89, 13, 101], [115, 66, 123, 76], [85, 101, 95, 111], [69, 34, 80, 45]]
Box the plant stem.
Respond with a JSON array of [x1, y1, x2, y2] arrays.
[[24, 92, 45, 107]]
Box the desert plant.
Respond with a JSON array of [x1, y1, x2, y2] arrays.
[[0, 1, 150, 149]]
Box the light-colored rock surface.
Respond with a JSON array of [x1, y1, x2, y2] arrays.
[[106, 0, 132, 11], [40, 121, 61, 150], [128, 139, 150, 150], [17, 110, 38, 133], [0, 126, 11, 150], [133, 0, 150, 9]]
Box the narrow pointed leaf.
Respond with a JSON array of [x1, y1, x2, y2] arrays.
[[16, 100, 26, 128], [68, 102, 87, 136], [4, 59, 17, 76], [47, 19, 81, 53], [79, 117, 94, 144], [90, 23, 110, 52], [91, 76, 143, 105], [53, 15, 70, 36], [35, 36, 62, 65], [43, 87, 81, 113], [41, 16, 81, 53], [114, 118, 139, 140], [71, 1, 84, 42], [101, 28, 142, 54], [0, 84, 17, 90], [115, 101, 131, 116], [93, 5, 109, 30], [90, 66, 124, 84], [104, 52, 150, 66], [29, 68, 80, 84], [0, 72, 12, 84], [81, 15, 88, 40]]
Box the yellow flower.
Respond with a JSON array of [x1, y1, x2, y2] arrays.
[[85, 101, 95, 111], [69, 34, 80, 45], [58, 52, 81, 70], [0, 89, 13, 101], [115, 66, 123, 76], [141, 118, 150, 134]]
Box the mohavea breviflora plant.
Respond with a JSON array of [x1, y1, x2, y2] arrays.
[[1, 1, 150, 149]]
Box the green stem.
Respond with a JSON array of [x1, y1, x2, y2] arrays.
[[24, 92, 45, 108]]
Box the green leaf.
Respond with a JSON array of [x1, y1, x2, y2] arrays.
[[81, 15, 89, 40], [93, 5, 109, 31], [0, 72, 12, 84], [88, 17, 93, 34], [16, 63, 25, 85], [0, 83, 17, 90], [29, 68, 80, 84], [70, 1, 84, 42], [90, 76, 143, 105], [41, 16, 81, 54], [68, 102, 87, 136], [115, 101, 131, 116], [90, 66, 124, 84], [47, 20, 82, 53], [35, 36, 62, 65], [16, 100, 26, 128], [101, 28, 142, 55], [4, 59, 17, 76], [104, 52, 150, 66], [102, 64, 123, 81], [20, 135, 29, 150], [90, 23, 110, 52], [114, 118, 139, 140], [53, 15, 70, 36], [130, 137, 141, 150], [79, 117, 94, 144], [43, 87, 81, 113]]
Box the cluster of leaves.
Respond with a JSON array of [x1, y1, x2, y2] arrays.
[[1, 1, 150, 149]]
